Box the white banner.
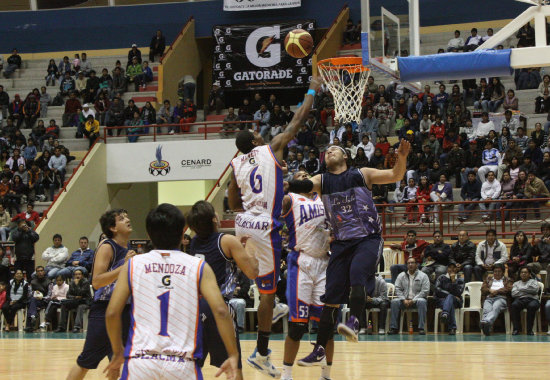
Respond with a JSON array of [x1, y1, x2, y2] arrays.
[[223, 0, 301, 11], [106, 140, 238, 184]]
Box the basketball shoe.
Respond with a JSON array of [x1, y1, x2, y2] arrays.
[[247, 348, 281, 378], [337, 315, 359, 342], [297, 344, 326, 367]]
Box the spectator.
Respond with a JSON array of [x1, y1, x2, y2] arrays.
[[127, 111, 144, 143], [480, 263, 512, 336], [73, 53, 81, 73], [79, 53, 92, 76], [488, 78, 505, 112], [27, 164, 43, 202], [57, 269, 91, 333], [531, 122, 547, 148], [74, 71, 87, 97], [156, 99, 173, 133], [94, 92, 110, 126], [474, 229, 508, 281], [48, 147, 67, 183], [478, 140, 500, 182], [354, 147, 369, 168], [373, 96, 394, 137], [24, 265, 50, 332], [44, 274, 69, 331], [519, 156, 537, 175], [447, 30, 464, 51], [368, 148, 385, 169], [430, 174, 453, 222], [204, 83, 225, 117], [106, 97, 125, 135], [9, 94, 24, 128], [501, 111, 519, 138], [384, 146, 398, 169], [388, 258, 430, 335], [1, 269, 28, 332], [39, 86, 51, 118], [450, 230, 476, 283], [140, 61, 153, 89], [41, 233, 69, 280], [59, 72, 76, 98], [480, 171, 501, 221], [532, 222, 550, 290], [0, 204, 10, 241], [464, 28, 482, 51], [507, 231, 533, 281], [22, 95, 41, 129], [111, 66, 127, 95], [6, 175, 26, 216], [389, 230, 428, 283], [415, 176, 432, 222], [502, 89, 518, 111], [357, 135, 375, 161], [179, 98, 196, 133], [408, 96, 422, 119], [304, 150, 320, 175], [363, 275, 389, 335], [58, 236, 93, 279], [2, 48, 22, 78], [127, 43, 142, 67], [524, 139, 543, 167], [42, 167, 61, 201], [422, 230, 451, 282], [524, 171, 550, 219], [62, 92, 81, 127], [538, 152, 550, 189], [341, 123, 359, 146], [45, 59, 59, 86], [83, 115, 100, 149], [149, 30, 166, 62], [140, 101, 156, 126], [402, 178, 418, 223], [516, 22, 535, 47], [475, 112, 495, 140], [0, 85, 9, 126], [482, 28, 494, 43], [435, 262, 464, 335], [510, 267, 540, 335], [343, 19, 358, 44], [445, 142, 466, 187], [254, 104, 271, 141], [126, 57, 143, 91]]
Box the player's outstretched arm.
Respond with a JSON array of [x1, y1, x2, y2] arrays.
[[220, 234, 259, 280], [228, 171, 243, 211], [284, 173, 322, 195], [104, 260, 131, 379], [360, 139, 411, 186], [270, 76, 323, 162], [200, 263, 239, 380]]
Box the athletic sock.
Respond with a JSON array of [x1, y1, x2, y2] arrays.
[[257, 330, 271, 356], [282, 363, 293, 378], [321, 363, 332, 378]]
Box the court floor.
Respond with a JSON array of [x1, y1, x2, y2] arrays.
[[1, 332, 549, 379]]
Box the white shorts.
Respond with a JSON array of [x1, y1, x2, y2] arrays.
[[235, 212, 282, 294], [286, 251, 329, 323], [120, 355, 201, 380]]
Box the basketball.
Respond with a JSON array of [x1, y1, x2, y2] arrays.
[[284, 29, 314, 58]]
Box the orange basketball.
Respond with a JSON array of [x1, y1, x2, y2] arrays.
[[284, 29, 314, 58]]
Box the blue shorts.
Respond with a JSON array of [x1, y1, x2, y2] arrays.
[[197, 298, 242, 369], [76, 301, 131, 369], [322, 234, 383, 305]]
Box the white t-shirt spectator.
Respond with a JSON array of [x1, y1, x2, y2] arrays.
[[475, 120, 495, 138], [448, 37, 464, 50], [357, 141, 375, 160]]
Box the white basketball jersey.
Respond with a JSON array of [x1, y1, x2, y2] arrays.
[[283, 193, 330, 258], [231, 145, 283, 217], [125, 250, 204, 359]]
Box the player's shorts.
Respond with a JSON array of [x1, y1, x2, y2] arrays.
[[197, 298, 242, 369], [286, 250, 329, 323], [120, 355, 202, 380], [235, 212, 282, 294], [322, 234, 383, 305], [76, 302, 131, 369]]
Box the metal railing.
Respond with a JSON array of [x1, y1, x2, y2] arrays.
[[103, 120, 259, 142]]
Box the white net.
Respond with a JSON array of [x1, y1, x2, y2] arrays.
[[317, 57, 370, 124]]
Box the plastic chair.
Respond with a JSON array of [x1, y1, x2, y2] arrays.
[[244, 284, 260, 331], [378, 249, 399, 278], [434, 307, 461, 334], [459, 281, 483, 333], [16, 309, 26, 332], [365, 283, 394, 332], [66, 306, 90, 332], [399, 308, 419, 333]]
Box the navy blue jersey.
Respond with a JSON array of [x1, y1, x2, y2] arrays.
[[321, 167, 382, 241], [190, 232, 238, 299], [91, 238, 128, 302]]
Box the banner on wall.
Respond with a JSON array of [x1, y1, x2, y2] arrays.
[[212, 20, 315, 90], [223, 0, 301, 11], [106, 140, 238, 184]]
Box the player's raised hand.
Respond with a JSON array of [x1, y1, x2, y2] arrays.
[[215, 355, 239, 380], [308, 75, 323, 91], [396, 138, 411, 158], [103, 352, 124, 380], [124, 250, 138, 262]]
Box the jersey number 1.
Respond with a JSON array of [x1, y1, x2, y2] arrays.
[[249, 167, 263, 194], [157, 291, 170, 337]]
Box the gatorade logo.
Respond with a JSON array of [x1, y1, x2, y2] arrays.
[[245, 26, 281, 68]]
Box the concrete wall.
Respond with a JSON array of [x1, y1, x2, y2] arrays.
[[158, 18, 201, 105], [35, 143, 158, 264]]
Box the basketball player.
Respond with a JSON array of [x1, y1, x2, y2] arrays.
[[281, 171, 333, 380], [228, 76, 322, 377], [104, 203, 239, 380], [286, 140, 410, 364], [187, 200, 259, 380], [66, 209, 136, 380]]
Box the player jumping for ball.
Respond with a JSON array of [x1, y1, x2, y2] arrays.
[[104, 204, 240, 380], [286, 140, 410, 365], [281, 170, 334, 380], [187, 200, 259, 380], [229, 76, 322, 378]]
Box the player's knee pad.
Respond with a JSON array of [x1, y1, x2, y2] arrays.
[[319, 306, 339, 341], [350, 286, 366, 304], [288, 322, 308, 341]]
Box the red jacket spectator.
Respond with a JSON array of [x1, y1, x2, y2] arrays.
[[430, 122, 445, 140], [442, 135, 461, 152], [376, 141, 390, 156], [11, 208, 41, 225], [393, 238, 429, 264], [320, 108, 335, 126], [64, 97, 81, 114]]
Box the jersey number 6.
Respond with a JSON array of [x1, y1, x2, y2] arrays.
[[249, 167, 263, 194]]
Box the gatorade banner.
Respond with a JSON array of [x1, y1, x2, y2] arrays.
[[223, 0, 301, 11], [212, 20, 315, 90]]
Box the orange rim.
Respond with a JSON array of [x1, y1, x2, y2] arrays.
[[317, 57, 369, 73]]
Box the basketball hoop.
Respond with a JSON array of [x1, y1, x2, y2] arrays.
[[317, 57, 370, 124]]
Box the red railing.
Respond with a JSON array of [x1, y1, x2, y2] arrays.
[[103, 120, 259, 142], [34, 139, 101, 229], [377, 197, 550, 240]]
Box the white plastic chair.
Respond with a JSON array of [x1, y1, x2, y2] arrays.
[[378, 249, 399, 278], [366, 283, 394, 332], [434, 306, 461, 334], [244, 284, 260, 331], [16, 309, 26, 332], [460, 281, 483, 333], [66, 307, 90, 332], [399, 308, 419, 333]]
